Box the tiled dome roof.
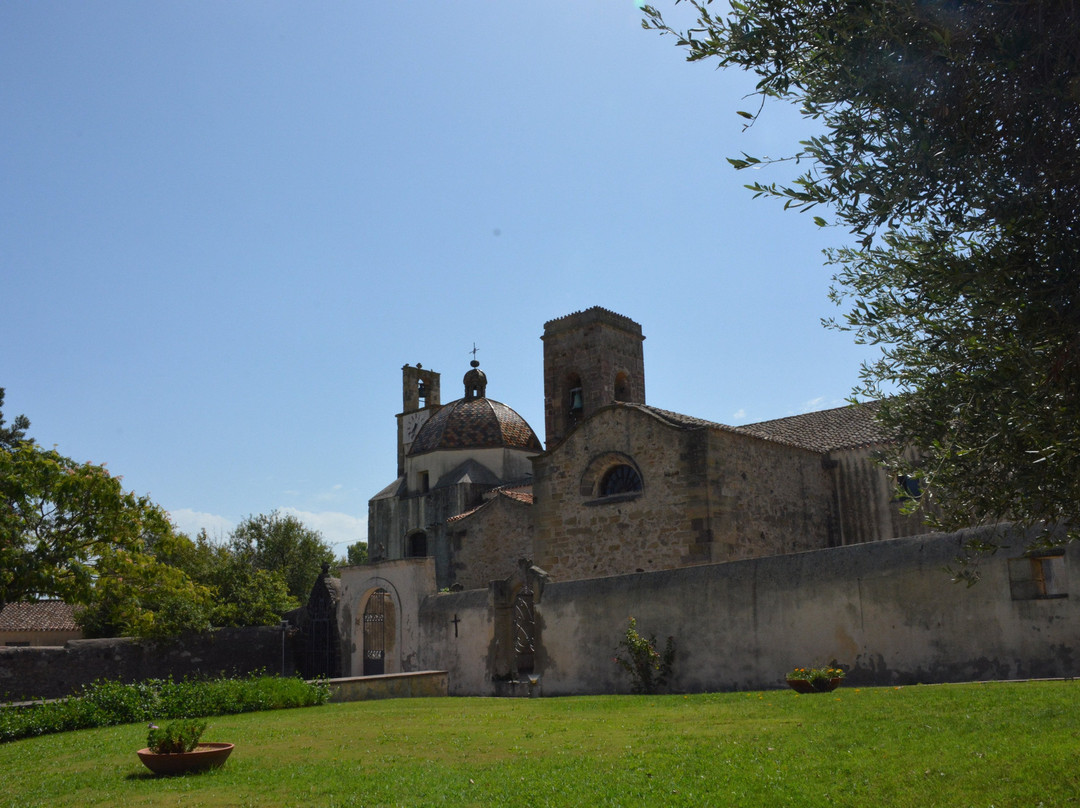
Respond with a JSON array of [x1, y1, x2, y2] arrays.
[[408, 398, 542, 456]]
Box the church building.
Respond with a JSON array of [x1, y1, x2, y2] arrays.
[[304, 305, 1077, 693], [367, 306, 924, 591]]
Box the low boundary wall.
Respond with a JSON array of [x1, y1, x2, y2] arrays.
[[416, 530, 1080, 695], [324, 670, 448, 702], [0, 626, 293, 702]]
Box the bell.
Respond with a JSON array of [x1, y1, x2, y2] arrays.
[[570, 389, 584, 412]]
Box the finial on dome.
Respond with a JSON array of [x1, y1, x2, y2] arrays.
[[463, 360, 487, 400]]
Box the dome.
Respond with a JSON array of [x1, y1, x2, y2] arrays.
[[407, 397, 542, 456]]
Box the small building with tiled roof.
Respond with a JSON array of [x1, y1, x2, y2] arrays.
[[0, 600, 83, 647]]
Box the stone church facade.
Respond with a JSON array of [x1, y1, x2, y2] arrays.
[[367, 306, 921, 590], [311, 307, 1078, 692]]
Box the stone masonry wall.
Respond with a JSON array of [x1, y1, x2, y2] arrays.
[[532, 406, 838, 581], [448, 494, 533, 590], [831, 444, 931, 545], [702, 426, 836, 561], [416, 529, 1080, 695], [0, 626, 291, 702]]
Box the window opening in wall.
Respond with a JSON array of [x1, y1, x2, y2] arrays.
[[417, 380, 427, 408], [406, 531, 428, 558], [614, 372, 630, 402], [600, 464, 643, 497], [1009, 552, 1067, 600], [418, 471, 429, 494], [897, 474, 923, 500], [569, 387, 584, 422]]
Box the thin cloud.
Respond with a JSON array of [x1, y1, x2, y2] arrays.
[[278, 507, 367, 555], [169, 508, 234, 541]]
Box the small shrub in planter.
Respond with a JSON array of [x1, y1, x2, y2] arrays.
[[146, 719, 207, 754], [785, 666, 846, 692]]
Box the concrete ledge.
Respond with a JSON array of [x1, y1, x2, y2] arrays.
[[322, 670, 448, 702]]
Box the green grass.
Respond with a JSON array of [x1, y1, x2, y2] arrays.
[[2, 681, 1078, 807]]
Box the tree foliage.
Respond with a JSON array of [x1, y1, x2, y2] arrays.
[[75, 545, 214, 639], [0, 389, 30, 449], [0, 440, 175, 608], [229, 511, 334, 601], [1, 393, 296, 634], [344, 540, 368, 566], [155, 529, 297, 627], [644, 0, 1080, 543]]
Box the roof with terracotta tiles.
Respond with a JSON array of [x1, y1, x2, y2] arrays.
[[0, 600, 79, 632], [623, 401, 890, 453], [734, 401, 889, 452], [408, 397, 542, 456], [446, 484, 534, 524]]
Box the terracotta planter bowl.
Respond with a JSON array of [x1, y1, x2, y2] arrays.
[[786, 677, 843, 693], [137, 742, 234, 775]]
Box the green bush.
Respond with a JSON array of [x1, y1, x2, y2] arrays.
[[613, 617, 676, 695], [146, 719, 207, 753], [0, 674, 329, 743]]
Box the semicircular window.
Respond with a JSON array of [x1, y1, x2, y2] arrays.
[[600, 464, 643, 497]]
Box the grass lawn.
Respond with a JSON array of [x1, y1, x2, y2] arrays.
[[2, 680, 1077, 807]]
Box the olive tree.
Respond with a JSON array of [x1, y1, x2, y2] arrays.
[[643, 0, 1080, 550]]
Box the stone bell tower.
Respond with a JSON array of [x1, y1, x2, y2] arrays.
[[397, 364, 441, 476], [541, 307, 645, 449]]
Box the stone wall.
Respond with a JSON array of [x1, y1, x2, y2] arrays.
[[369, 479, 489, 586], [0, 626, 292, 702], [831, 444, 929, 545], [448, 493, 534, 590], [337, 558, 437, 677], [411, 529, 1080, 695], [532, 406, 839, 581], [701, 424, 835, 561]]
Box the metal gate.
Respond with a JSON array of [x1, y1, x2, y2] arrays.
[[301, 577, 335, 679], [513, 585, 535, 676], [363, 589, 388, 676], [306, 615, 331, 678]]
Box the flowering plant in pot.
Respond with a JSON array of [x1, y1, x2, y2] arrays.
[[137, 719, 234, 775], [785, 666, 846, 693]]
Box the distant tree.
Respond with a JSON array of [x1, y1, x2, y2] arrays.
[[0, 389, 31, 449], [345, 540, 368, 566], [76, 546, 213, 639], [643, 0, 1080, 547], [156, 529, 297, 627], [0, 393, 214, 636], [229, 511, 334, 601], [0, 440, 175, 607]]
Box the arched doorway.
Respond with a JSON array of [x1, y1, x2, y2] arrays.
[[362, 589, 390, 676]]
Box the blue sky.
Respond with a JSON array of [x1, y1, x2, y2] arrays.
[[2, 1, 876, 556]]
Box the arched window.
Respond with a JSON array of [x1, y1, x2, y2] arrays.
[[600, 464, 643, 496], [406, 531, 427, 558], [580, 452, 645, 502], [614, 372, 631, 402]]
